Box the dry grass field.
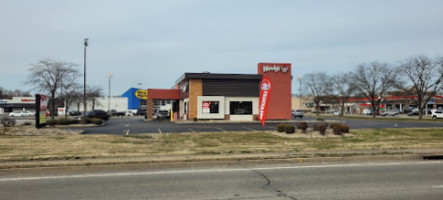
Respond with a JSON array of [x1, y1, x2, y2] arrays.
[[0, 126, 443, 162]]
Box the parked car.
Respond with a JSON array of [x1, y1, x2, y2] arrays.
[[111, 110, 125, 117], [68, 111, 82, 116], [153, 109, 170, 119], [291, 110, 303, 118], [83, 110, 110, 121], [332, 110, 341, 116], [9, 110, 33, 117], [125, 110, 135, 116], [362, 109, 372, 115], [380, 110, 399, 116], [407, 108, 431, 116], [431, 109, 443, 119], [136, 108, 147, 116]]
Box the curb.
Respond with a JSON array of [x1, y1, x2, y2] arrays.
[[0, 151, 434, 169]]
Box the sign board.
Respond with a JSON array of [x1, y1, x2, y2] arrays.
[[135, 89, 148, 99], [262, 64, 289, 73], [202, 102, 210, 114], [35, 94, 48, 129]]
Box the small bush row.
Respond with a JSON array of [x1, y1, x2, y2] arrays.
[[1, 117, 16, 127], [46, 118, 103, 126], [277, 124, 296, 134], [276, 122, 350, 135]]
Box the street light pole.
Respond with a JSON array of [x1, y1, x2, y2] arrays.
[[298, 76, 302, 110], [108, 73, 113, 114], [83, 38, 88, 116]]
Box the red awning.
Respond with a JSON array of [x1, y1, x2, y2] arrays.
[[147, 89, 180, 100]]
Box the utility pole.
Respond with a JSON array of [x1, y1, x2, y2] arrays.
[[108, 73, 113, 114], [83, 38, 88, 116], [298, 76, 302, 110]]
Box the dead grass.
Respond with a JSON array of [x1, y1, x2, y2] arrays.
[[0, 126, 442, 162]]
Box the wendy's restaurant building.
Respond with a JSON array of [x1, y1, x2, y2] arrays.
[[146, 63, 292, 121]]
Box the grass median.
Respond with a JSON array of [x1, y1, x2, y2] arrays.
[[1, 127, 443, 163]]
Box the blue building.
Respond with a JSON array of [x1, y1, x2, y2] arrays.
[[121, 88, 146, 110]]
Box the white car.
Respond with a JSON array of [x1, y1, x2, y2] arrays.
[[291, 110, 304, 118], [125, 110, 135, 116], [9, 110, 33, 117], [431, 109, 443, 119]]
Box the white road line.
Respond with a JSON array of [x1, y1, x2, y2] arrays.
[[215, 127, 227, 132], [432, 185, 443, 189], [243, 127, 256, 131], [0, 161, 442, 182], [189, 128, 196, 133], [158, 128, 162, 134]]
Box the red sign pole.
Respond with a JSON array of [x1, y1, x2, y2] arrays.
[[259, 76, 272, 126]]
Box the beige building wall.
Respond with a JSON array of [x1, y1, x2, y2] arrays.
[[291, 96, 312, 111]]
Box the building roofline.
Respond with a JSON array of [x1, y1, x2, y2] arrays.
[[174, 72, 262, 85]]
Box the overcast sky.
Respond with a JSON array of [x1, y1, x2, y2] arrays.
[[1, 0, 443, 96]]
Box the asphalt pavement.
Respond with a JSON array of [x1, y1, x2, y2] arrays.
[[1, 160, 442, 199], [70, 116, 443, 135]]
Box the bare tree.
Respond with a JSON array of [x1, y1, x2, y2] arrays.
[[394, 56, 443, 120], [86, 86, 102, 110], [350, 62, 395, 118], [26, 59, 78, 119], [330, 73, 356, 116], [60, 82, 82, 118], [0, 87, 31, 98], [303, 72, 331, 116]]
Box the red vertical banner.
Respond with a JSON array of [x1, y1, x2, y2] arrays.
[[259, 76, 272, 126]]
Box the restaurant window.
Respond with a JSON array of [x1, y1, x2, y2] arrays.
[[202, 101, 219, 114], [230, 101, 252, 115]]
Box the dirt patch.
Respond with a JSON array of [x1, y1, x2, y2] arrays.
[[0, 126, 83, 136]]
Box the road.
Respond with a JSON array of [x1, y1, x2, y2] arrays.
[[70, 116, 443, 135], [1, 160, 442, 199]]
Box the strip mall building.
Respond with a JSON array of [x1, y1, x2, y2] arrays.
[[146, 63, 292, 121]]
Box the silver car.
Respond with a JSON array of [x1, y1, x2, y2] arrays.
[[291, 110, 303, 118]]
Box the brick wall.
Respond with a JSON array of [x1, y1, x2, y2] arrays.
[[189, 79, 202, 120], [146, 99, 153, 119]]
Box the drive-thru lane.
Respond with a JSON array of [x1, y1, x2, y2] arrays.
[[69, 116, 443, 135]]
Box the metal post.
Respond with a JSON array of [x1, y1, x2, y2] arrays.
[[83, 38, 88, 116], [108, 73, 112, 114], [298, 76, 302, 110]]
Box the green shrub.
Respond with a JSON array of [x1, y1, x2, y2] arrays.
[[57, 118, 72, 125], [333, 124, 342, 135], [46, 119, 57, 126], [285, 125, 295, 134], [91, 118, 103, 125], [1, 117, 16, 127], [316, 118, 325, 121], [69, 119, 79, 124], [296, 122, 308, 133], [277, 124, 287, 132], [80, 118, 91, 124], [330, 123, 340, 129], [341, 124, 350, 133]]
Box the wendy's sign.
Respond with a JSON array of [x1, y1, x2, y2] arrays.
[[35, 94, 48, 129]]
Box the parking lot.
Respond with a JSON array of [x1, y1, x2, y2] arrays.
[[67, 116, 443, 135]]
